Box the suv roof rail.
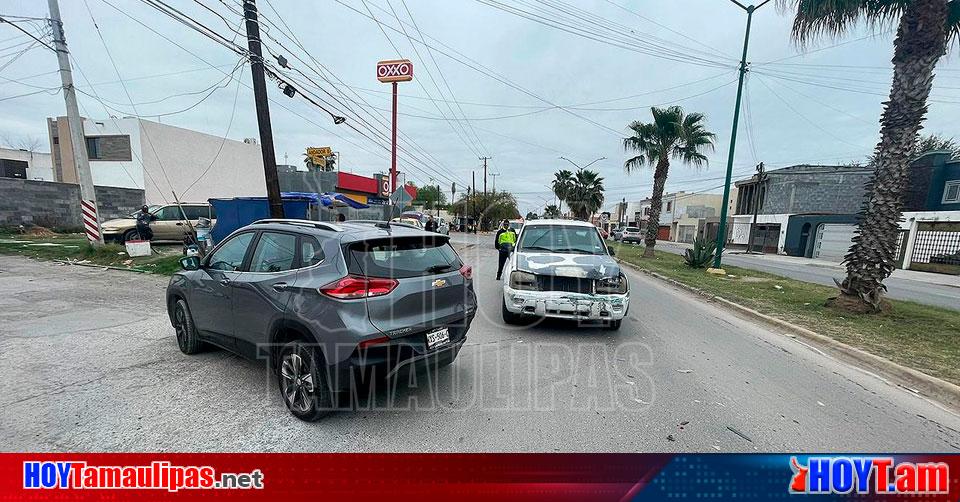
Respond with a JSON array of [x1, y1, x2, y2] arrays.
[[345, 219, 392, 229], [252, 219, 343, 232]]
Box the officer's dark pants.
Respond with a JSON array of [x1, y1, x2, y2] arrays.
[[496, 248, 510, 280]]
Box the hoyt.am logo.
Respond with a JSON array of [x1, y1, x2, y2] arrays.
[[789, 456, 949, 495]]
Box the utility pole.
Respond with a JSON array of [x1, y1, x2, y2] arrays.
[[621, 197, 626, 228], [489, 172, 500, 194], [48, 0, 103, 245], [243, 0, 284, 218], [710, 0, 771, 272], [745, 162, 766, 254], [479, 156, 491, 196], [471, 170, 477, 233]]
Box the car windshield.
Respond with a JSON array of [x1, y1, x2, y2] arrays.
[[517, 225, 606, 255], [625, 227, 639, 232], [128, 205, 161, 217]]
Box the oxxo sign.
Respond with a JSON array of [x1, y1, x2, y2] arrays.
[[376, 59, 414, 83]]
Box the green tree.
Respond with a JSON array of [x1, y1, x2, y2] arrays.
[[565, 169, 605, 221], [450, 191, 520, 231], [551, 169, 575, 215], [781, 0, 960, 312], [525, 211, 539, 220], [543, 204, 561, 219], [414, 185, 447, 210], [623, 106, 715, 257]]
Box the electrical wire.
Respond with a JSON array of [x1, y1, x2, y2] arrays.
[[754, 74, 870, 150]]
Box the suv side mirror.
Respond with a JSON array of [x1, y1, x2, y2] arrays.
[[179, 256, 201, 270]]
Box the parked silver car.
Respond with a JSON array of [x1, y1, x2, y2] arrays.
[[166, 219, 477, 421], [620, 226, 643, 244], [501, 220, 629, 330]]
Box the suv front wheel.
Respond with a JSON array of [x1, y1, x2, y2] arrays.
[[172, 299, 202, 354], [278, 342, 333, 421]]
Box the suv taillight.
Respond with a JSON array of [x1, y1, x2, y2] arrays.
[[459, 264, 473, 280], [319, 276, 398, 299]]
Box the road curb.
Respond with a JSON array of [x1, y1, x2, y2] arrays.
[[618, 259, 960, 412]]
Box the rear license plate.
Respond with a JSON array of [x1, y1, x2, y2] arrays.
[[425, 327, 450, 350]]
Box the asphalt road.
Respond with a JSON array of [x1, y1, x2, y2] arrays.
[[649, 241, 960, 311], [2, 245, 960, 452]]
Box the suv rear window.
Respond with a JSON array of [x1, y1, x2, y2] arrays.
[[349, 237, 462, 278]]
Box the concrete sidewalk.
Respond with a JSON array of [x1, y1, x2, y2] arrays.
[[651, 240, 960, 288]]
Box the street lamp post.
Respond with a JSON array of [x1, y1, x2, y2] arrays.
[[710, 0, 771, 273]]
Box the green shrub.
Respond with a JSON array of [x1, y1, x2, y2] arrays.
[[683, 237, 716, 268]]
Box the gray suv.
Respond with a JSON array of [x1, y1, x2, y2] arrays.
[[166, 219, 477, 421]]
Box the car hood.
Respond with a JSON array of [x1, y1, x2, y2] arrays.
[[515, 252, 620, 280], [101, 217, 136, 227]]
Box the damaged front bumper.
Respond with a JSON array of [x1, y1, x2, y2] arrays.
[[502, 286, 629, 321]]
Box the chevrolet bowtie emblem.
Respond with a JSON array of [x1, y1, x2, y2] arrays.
[[432, 279, 447, 288]]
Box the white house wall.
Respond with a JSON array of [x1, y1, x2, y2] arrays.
[[138, 120, 266, 205], [83, 118, 144, 190], [1, 147, 54, 181], [731, 213, 791, 253]]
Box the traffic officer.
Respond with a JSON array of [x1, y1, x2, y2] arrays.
[[494, 219, 517, 280]]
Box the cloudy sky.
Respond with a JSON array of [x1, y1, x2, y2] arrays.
[[3, 0, 960, 214]]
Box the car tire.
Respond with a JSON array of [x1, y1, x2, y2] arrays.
[[278, 341, 333, 422], [502, 297, 524, 325], [172, 299, 202, 354], [605, 319, 622, 331], [122, 229, 140, 243]]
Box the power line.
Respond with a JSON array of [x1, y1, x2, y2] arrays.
[[754, 74, 870, 150], [335, 0, 628, 137], [400, 0, 490, 155], [0, 15, 56, 52], [255, 0, 468, 186]]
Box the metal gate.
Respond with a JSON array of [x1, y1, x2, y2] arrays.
[[910, 222, 960, 273], [813, 223, 856, 262], [748, 224, 781, 253]]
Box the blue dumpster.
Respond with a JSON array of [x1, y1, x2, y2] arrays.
[[208, 195, 314, 244]]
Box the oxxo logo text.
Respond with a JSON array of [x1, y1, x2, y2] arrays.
[[789, 456, 949, 495], [376, 59, 413, 82]]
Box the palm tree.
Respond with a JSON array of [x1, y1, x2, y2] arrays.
[[551, 169, 575, 216], [623, 106, 715, 258], [781, 0, 958, 312], [543, 204, 561, 219], [566, 169, 605, 221]]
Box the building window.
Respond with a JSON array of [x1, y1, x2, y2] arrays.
[[944, 180, 960, 204], [666, 201, 672, 212], [85, 135, 132, 161]]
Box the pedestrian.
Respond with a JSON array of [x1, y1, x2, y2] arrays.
[[135, 205, 154, 241], [494, 219, 517, 280], [425, 215, 437, 233]]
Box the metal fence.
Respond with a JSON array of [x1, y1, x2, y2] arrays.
[[911, 222, 960, 266]]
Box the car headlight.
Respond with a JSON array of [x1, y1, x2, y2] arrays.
[[596, 273, 628, 294], [509, 270, 539, 291]]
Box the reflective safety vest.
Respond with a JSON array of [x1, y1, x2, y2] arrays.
[[497, 230, 517, 247]]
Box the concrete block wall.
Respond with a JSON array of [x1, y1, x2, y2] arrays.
[[0, 177, 144, 229], [763, 170, 872, 214]]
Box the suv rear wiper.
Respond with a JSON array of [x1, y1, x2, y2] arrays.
[[425, 264, 454, 273]]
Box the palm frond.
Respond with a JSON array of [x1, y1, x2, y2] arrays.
[[778, 0, 907, 44]]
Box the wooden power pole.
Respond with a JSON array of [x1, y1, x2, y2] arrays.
[[242, 0, 284, 218]]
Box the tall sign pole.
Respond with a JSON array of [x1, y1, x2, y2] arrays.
[[710, 0, 770, 272], [243, 0, 284, 218], [377, 59, 414, 193], [48, 0, 103, 245]]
